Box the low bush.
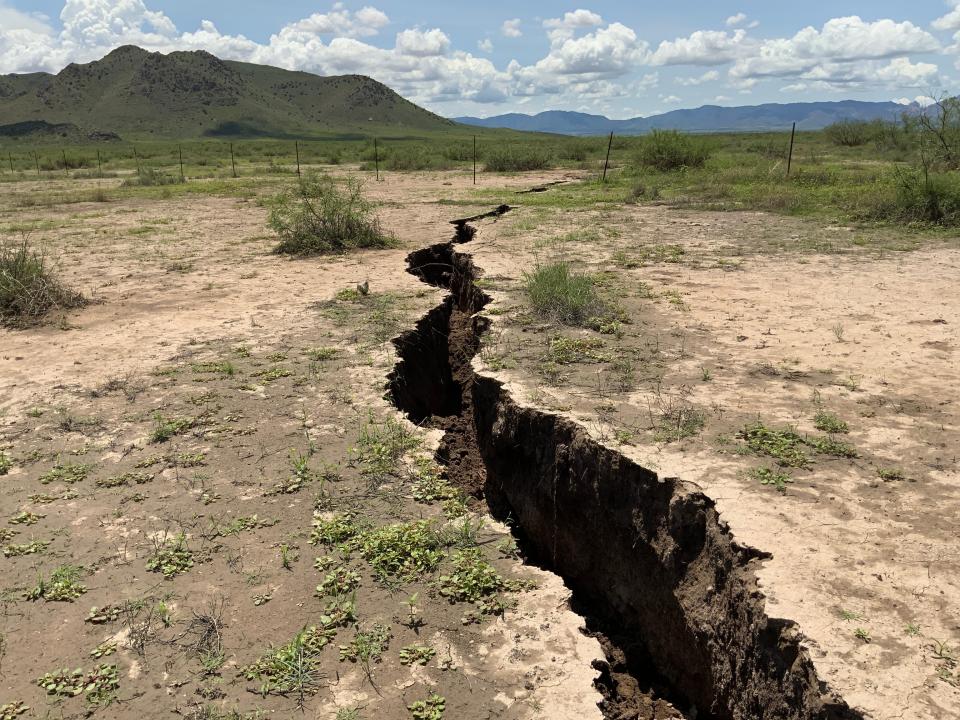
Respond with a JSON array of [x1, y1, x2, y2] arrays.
[[636, 130, 713, 171], [524, 261, 608, 326], [484, 147, 553, 172], [269, 174, 396, 255], [861, 167, 960, 225], [121, 167, 183, 187], [0, 238, 85, 328], [824, 120, 882, 147]]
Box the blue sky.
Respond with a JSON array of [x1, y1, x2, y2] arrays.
[[1, 1, 957, 118]]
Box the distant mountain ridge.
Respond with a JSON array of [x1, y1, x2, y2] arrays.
[[0, 45, 454, 139], [454, 101, 917, 136]]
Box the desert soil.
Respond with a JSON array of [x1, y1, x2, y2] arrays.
[[1, 167, 958, 720]]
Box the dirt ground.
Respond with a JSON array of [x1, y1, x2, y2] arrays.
[[0, 169, 603, 720], [464, 200, 960, 720], [1, 167, 958, 719]]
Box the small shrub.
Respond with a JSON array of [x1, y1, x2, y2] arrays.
[[270, 174, 395, 255], [1, 238, 85, 328], [824, 120, 880, 147], [892, 167, 960, 225], [636, 130, 713, 171], [524, 262, 608, 326], [484, 147, 553, 172], [121, 167, 182, 187]]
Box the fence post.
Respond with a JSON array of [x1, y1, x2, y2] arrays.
[[179, 144, 184, 180], [787, 122, 796, 175], [7, 152, 12, 173], [295, 141, 301, 177], [34, 151, 40, 176], [134, 146, 141, 176], [374, 137, 379, 181], [602, 131, 614, 182], [230, 142, 237, 178], [473, 136, 477, 185], [97, 150, 102, 178], [62, 149, 68, 176]]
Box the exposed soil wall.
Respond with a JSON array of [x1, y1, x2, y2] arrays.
[[387, 216, 862, 720]]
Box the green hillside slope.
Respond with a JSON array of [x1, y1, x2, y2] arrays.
[[0, 45, 454, 139]]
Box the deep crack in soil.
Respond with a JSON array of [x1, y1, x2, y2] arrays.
[[386, 208, 865, 720]]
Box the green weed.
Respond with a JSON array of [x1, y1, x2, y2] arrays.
[[359, 521, 443, 581], [146, 533, 194, 578], [36, 664, 118, 706], [813, 410, 849, 434], [40, 461, 90, 484], [25, 564, 86, 601], [408, 693, 446, 720], [399, 644, 436, 666], [150, 413, 195, 443], [751, 467, 793, 494]]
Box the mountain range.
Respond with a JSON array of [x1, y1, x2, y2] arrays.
[[454, 101, 916, 136], [0, 45, 453, 139], [0, 46, 922, 141]]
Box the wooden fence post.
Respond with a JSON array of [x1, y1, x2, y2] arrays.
[[787, 122, 796, 175], [295, 141, 301, 177], [97, 150, 102, 178], [134, 146, 141, 176], [473, 136, 477, 185], [230, 142, 237, 178], [62, 149, 68, 176], [34, 151, 40, 176], [602, 131, 614, 182], [179, 144, 184, 180], [374, 138, 380, 181]]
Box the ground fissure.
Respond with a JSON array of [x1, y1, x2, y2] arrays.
[[387, 209, 864, 720]]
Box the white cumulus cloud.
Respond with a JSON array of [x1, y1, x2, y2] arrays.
[[395, 28, 450, 57], [652, 29, 748, 66], [501, 19, 522, 38]]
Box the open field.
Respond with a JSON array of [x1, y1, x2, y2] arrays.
[[1, 132, 959, 720]]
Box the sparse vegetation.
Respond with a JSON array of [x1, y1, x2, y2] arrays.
[[26, 564, 87, 601], [270, 174, 395, 255], [636, 130, 713, 171], [813, 410, 849, 434], [0, 237, 85, 327], [524, 261, 609, 326], [146, 532, 194, 578]]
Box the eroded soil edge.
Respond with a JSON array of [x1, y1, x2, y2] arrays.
[[387, 215, 862, 720]]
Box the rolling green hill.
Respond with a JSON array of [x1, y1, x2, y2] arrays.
[[0, 45, 455, 139]]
